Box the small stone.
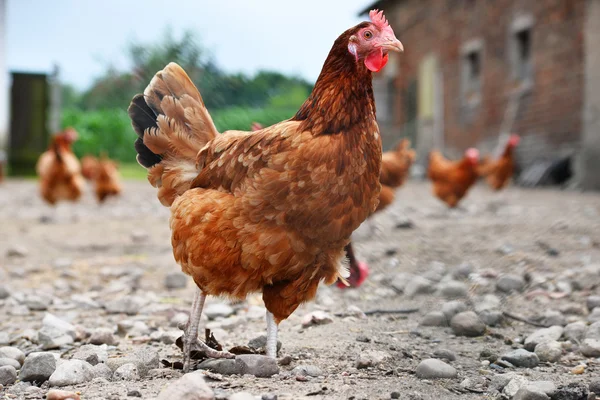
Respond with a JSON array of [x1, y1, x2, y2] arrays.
[[43, 313, 76, 336], [588, 296, 600, 312], [89, 328, 117, 346], [278, 355, 292, 366], [437, 281, 469, 299], [590, 380, 600, 395], [91, 363, 113, 380], [355, 350, 391, 369], [6, 244, 28, 257], [581, 339, 600, 357], [248, 335, 282, 354], [420, 311, 447, 327], [588, 308, 600, 323], [453, 262, 473, 280], [46, 389, 82, 400], [301, 311, 333, 328], [496, 274, 526, 293], [524, 326, 564, 351], [197, 359, 240, 375], [113, 363, 140, 381], [117, 320, 150, 336], [497, 244, 514, 255], [503, 376, 529, 397], [432, 349, 457, 362], [478, 310, 503, 327], [415, 358, 457, 379], [229, 393, 255, 400], [235, 355, 279, 378], [105, 296, 148, 315], [164, 272, 188, 290], [156, 370, 214, 400], [261, 394, 277, 400], [450, 311, 486, 337], [553, 382, 589, 400], [356, 335, 371, 343], [291, 364, 323, 377], [527, 381, 556, 396], [0, 365, 17, 386], [38, 328, 74, 350], [0, 358, 20, 369], [72, 344, 108, 366], [564, 321, 587, 342], [501, 349, 539, 368], [441, 301, 468, 321], [19, 352, 56, 383], [404, 276, 435, 297], [513, 387, 549, 400], [474, 294, 502, 313], [587, 321, 600, 340], [49, 360, 94, 387], [159, 330, 180, 345], [479, 349, 499, 363], [391, 392, 401, 399], [0, 285, 9, 300], [541, 310, 567, 327], [0, 346, 25, 365], [170, 313, 189, 328], [127, 390, 142, 398], [534, 340, 562, 363], [572, 364, 585, 374], [204, 303, 235, 320]]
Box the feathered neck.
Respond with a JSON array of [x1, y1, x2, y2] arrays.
[[292, 24, 376, 135]]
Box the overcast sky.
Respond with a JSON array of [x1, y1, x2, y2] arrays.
[[6, 0, 373, 89]]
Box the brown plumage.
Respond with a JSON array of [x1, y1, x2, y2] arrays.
[[477, 134, 520, 190], [36, 128, 85, 205], [428, 148, 480, 208], [128, 10, 403, 369], [81, 155, 99, 181], [94, 156, 122, 203]]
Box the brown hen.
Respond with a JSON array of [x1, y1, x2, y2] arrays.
[[428, 148, 479, 208]]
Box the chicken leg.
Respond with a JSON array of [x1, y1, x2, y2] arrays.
[[182, 287, 234, 372], [266, 310, 278, 358]]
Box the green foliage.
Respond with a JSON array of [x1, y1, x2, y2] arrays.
[[212, 107, 299, 132]]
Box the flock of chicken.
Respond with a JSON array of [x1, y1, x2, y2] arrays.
[[35, 127, 122, 205]]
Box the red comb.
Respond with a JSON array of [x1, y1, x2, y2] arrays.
[[369, 9, 389, 30]]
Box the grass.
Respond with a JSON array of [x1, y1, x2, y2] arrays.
[[119, 162, 148, 180]]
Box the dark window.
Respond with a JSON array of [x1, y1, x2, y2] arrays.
[[513, 27, 532, 83], [462, 48, 482, 107]]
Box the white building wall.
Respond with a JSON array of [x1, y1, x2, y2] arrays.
[[0, 0, 8, 149]]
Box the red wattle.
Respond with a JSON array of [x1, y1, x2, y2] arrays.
[[365, 49, 388, 72]]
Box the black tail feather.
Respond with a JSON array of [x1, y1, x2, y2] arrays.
[[128, 94, 162, 168]]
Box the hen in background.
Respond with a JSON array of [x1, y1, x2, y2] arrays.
[[128, 10, 403, 371], [81, 155, 99, 181], [428, 148, 479, 208], [36, 128, 85, 205], [477, 134, 520, 190]]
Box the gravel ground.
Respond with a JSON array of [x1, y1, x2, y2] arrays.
[[0, 179, 600, 400]]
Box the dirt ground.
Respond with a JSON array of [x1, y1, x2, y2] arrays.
[[0, 179, 599, 400]]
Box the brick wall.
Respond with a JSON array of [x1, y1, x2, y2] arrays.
[[376, 0, 586, 166]]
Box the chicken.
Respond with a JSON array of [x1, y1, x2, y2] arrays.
[[94, 156, 122, 203], [338, 139, 416, 289], [128, 10, 403, 370], [36, 128, 85, 205], [81, 155, 99, 181], [477, 134, 520, 190], [428, 148, 480, 208]]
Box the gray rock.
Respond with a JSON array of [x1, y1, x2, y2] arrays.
[[587, 321, 600, 339], [489, 372, 518, 392], [524, 326, 564, 351], [113, 363, 139, 381], [0, 285, 9, 299], [437, 281, 468, 299], [38, 327, 74, 350], [513, 387, 549, 400], [197, 359, 240, 375], [291, 364, 323, 377], [91, 363, 113, 380], [420, 311, 447, 327], [432, 348, 457, 362], [503, 376, 529, 397], [450, 311, 486, 337], [478, 310, 503, 327], [0, 332, 8, 345], [248, 335, 282, 354], [588, 308, 600, 323], [534, 340, 562, 363], [19, 352, 57, 383], [156, 370, 215, 400], [553, 382, 589, 400], [570, 265, 600, 291], [106, 347, 159, 378], [588, 296, 600, 311], [441, 301, 468, 321], [590, 380, 600, 395], [355, 350, 391, 369], [229, 393, 255, 400], [105, 296, 148, 315], [415, 358, 457, 379], [159, 330, 180, 345], [0, 347, 25, 365], [235, 355, 279, 378], [540, 310, 567, 327], [555, 280, 573, 295], [581, 338, 600, 357], [301, 311, 333, 327], [452, 262, 473, 280], [496, 274, 525, 293], [501, 349, 539, 368], [70, 294, 101, 309], [564, 321, 587, 342], [473, 294, 502, 313], [404, 276, 435, 297], [49, 360, 94, 387], [6, 244, 28, 257], [526, 381, 556, 396], [204, 303, 235, 320], [170, 312, 189, 328], [0, 358, 20, 369], [497, 244, 514, 255], [72, 344, 108, 366], [21, 293, 50, 311], [89, 328, 117, 346], [479, 349, 499, 363], [117, 320, 150, 336], [0, 365, 17, 386], [164, 272, 188, 290]]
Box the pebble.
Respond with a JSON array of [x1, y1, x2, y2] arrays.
[[127, 390, 142, 397], [588, 308, 600, 323], [0, 365, 17, 386], [235, 355, 279, 378], [19, 351, 56, 383], [587, 321, 600, 339], [415, 358, 457, 379], [588, 296, 600, 311], [291, 364, 323, 377], [590, 380, 600, 395], [248, 335, 282, 354], [0, 357, 20, 369], [564, 321, 587, 342], [453, 262, 473, 280], [156, 370, 214, 400], [474, 294, 502, 313], [49, 360, 95, 387], [437, 281, 468, 299], [571, 365, 585, 374], [6, 244, 28, 257], [89, 328, 117, 346], [501, 349, 539, 368], [441, 300, 468, 321], [0, 285, 9, 300], [540, 310, 567, 327], [117, 320, 150, 336], [355, 350, 391, 369], [113, 363, 140, 381], [0, 347, 25, 365], [72, 344, 108, 366], [503, 375, 529, 397], [479, 349, 499, 363], [496, 274, 526, 293], [534, 340, 562, 363], [164, 272, 188, 290], [404, 276, 436, 297], [107, 347, 159, 378], [581, 339, 600, 357], [170, 312, 189, 328], [105, 296, 148, 315], [524, 326, 564, 351], [91, 363, 113, 380], [301, 311, 333, 328], [478, 310, 503, 327], [229, 393, 255, 400], [432, 348, 457, 362], [46, 389, 82, 400], [553, 382, 589, 400], [513, 387, 550, 400], [450, 311, 486, 337], [197, 358, 240, 375], [204, 303, 235, 320], [420, 311, 447, 327]]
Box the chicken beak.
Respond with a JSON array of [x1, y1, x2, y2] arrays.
[[381, 37, 404, 53]]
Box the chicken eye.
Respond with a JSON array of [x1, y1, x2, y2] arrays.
[[364, 31, 373, 39]]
